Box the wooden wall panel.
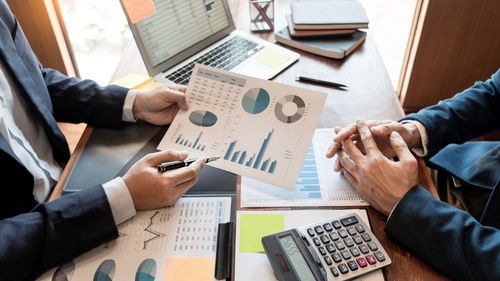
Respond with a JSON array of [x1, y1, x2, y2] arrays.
[[6, 0, 77, 77], [400, 0, 500, 112]]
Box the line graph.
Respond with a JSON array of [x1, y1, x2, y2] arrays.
[[143, 211, 166, 249]]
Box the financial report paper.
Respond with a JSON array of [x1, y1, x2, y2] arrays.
[[241, 128, 367, 207], [158, 64, 327, 190]]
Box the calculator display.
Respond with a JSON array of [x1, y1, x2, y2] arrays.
[[279, 235, 316, 281]]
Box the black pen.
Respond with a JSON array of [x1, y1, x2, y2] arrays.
[[296, 75, 347, 88], [157, 156, 221, 172]]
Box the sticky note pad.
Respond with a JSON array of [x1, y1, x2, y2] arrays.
[[110, 73, 152, 89], [239, 213, 285, 252], [251, 48, 291, 69], [122, 0, 156, 24], [163, 257, 215, 281]]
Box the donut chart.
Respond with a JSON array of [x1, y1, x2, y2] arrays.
[[274, 95, 305, 123]]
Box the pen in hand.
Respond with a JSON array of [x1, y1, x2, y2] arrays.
[[296, 75, 347, 89], [157, 156, 221, 172]]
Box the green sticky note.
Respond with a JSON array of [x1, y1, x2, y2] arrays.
[[110, 73, 152, 89], [239, 213, 285, 253], [251, 48, 291, 69]]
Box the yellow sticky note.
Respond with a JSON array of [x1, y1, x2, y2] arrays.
[[110, 73, 152, 89], [239, 213, 285, 253], [252, 48, 291, 69], [122, 0, 156, 24], [163, 257, 215, 281]]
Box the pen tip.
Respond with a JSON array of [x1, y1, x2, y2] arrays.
[[295, 75, 300, 80]]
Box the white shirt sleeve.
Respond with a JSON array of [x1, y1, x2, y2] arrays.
[[102, 177, 137, 225], [122, 90, 138, 122], [401, 120, 429, 157]]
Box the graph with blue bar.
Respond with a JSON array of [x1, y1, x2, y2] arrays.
[[242, 144, 321, 200], [223, 129, 277, 174], [175, 132, 206, 151], [204, 0, 215, 11]]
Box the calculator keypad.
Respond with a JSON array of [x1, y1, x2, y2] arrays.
[[299, 214, 391, 280]]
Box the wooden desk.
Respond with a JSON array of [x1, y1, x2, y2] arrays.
[[53, 1, 448, 280]]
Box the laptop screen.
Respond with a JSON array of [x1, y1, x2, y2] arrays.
[[135, 0, 230, 67]]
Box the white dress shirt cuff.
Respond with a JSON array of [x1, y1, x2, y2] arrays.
[[401, 120, 429, 157], [102, 177, 137, 225], [122, 90, 138, 122]]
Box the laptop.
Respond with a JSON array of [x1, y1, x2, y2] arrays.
[[120, 0, 299, 85]]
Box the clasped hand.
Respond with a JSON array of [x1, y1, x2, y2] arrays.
[[326, 118, 420, 216]]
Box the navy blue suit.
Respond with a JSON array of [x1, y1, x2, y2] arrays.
[[385, 69, 500, 280], [0, 1, 129, 280]]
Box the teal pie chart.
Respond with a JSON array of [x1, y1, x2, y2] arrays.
[[242, 88, 270, 114], [189, 110, 217, 127], [136, 259, 156, 281], [93, 260, 115, 281]]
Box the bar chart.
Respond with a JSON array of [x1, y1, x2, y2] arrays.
[[174, 132, 206, 151], [223, 129, 277, 174], [240, 144, 322, 203], [158, 65, 327, 190]]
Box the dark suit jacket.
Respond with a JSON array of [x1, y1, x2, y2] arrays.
[[385, 69, 500, 280], [0, 1, 130, 280]]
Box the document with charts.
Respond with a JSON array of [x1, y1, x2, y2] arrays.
[[157, 64, 327, 190], [241, 128, 368, 207], [36, 197, 231, 281]]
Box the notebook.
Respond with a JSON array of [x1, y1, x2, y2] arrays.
[[286, 14, 356, 38], [275, 27, 366, 59], [119, 0, 299, 84], [291, 0, 369, 30]]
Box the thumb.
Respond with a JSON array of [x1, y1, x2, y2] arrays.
[[371, 124, 393, 136], [164, 89, 189, 111], [145, 150, 188, 165], [390, 131, 413, 161]]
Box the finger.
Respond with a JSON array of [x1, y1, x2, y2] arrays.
[[353, 140, 366, 155], [356, 118, 380, 155], [334, 156, 342, 172], [171, 84, 187, 93], [164, 176, 199, 206], [326, 127, 343, 158], [370, 121, 401, 136], [145, 150, 188, 165], [333, 123, 358, 142], [341, 138, 364, 162], [337, 150, 359, 181], [162, 87, 189, 110], [326, 142, 341, 158], [342, 167, 358, 185], [390, 131, 415, 163], [164, 157, 205, 183]]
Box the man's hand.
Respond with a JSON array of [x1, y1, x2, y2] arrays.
[[133, 84, 189, 125], [326, 120, 422, 160], [336, 119, 419, 216], [122, 150, 205, 210]]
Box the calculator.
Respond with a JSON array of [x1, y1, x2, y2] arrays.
[[262, 213, 391, 281]]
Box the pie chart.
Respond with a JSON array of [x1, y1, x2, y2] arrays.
[[242, 88, 270, 114], [189, 110, 218, 127], [52, 260, 75, 281], [274, 95, 306, 123], [136, 259, 156, 281], [93, 260, 115, 281]]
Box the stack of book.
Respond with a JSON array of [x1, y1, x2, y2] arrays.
[[275, 0, 369, 59]]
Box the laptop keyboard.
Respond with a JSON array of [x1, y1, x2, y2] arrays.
[[165, 36, 264, 85]]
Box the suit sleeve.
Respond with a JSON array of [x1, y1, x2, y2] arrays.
[[0, 186, 118, 281], [401, 69, 500, 157], [385, 185, 500, 281], [42, 68, 130, 128]]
